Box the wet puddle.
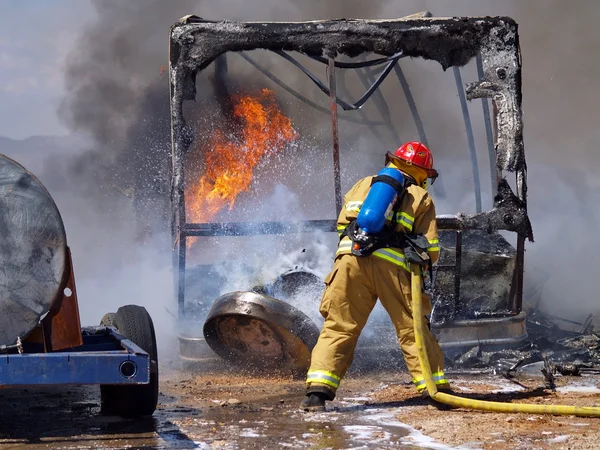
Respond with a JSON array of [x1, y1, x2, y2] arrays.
[[169, 396, 453, 449], [0, 389, 442, 449]]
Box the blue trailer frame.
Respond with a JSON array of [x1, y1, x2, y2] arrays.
[[0, 327, 150, 387]]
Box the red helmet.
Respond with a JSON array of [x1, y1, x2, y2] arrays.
[[386, 141, 438, 181]]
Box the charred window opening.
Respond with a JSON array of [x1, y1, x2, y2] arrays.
[[169, 14, 532, 342]]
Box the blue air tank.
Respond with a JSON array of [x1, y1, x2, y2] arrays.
[[356, 167, 405, 234]]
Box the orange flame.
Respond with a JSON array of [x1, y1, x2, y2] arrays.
[[186, 88, 298, 224]]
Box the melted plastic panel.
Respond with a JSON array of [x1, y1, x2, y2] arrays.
[[0, 154, 68, 346]]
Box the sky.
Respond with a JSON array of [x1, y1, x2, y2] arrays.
[[0, 0, 95, 139]]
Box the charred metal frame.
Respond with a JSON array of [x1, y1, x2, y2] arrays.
[[168, 15, 533, 336]]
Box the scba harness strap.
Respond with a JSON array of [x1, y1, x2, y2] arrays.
[[370, 174, 405, 198], [340, 224, 431, 264], [340, 224, 434, 281], [339, 172, 433, 277]]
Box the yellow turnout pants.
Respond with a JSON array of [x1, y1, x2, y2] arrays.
[[306, 254, 449, 397]]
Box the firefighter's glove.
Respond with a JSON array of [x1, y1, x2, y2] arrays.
[[403, 234, 431, 266]]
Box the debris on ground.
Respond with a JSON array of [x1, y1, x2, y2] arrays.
[[444, 308, 600, 388]]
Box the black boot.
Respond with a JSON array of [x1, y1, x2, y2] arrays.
[[300, 393, 327, 412]]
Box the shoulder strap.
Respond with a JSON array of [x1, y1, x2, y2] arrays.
[[370, 174, 405, 198], [390, 174, 416, 228]]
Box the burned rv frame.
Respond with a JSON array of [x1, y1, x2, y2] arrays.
[[168, 14, 533, 349]]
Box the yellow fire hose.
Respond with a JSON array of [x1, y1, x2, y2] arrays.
[[411, 264, 600, 417]]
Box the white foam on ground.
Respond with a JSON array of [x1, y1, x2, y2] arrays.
[[454, 386, 474, 392], [361, 410, 483, 450], [239, 428, 261, 437], [299, 405, 473, 449], [556, 384, 600, 394], [301, 432, 318, 438], [491, 385, 526, 394], [445, 379, 525, 394], [343, 425, 392, 443], [193, 442, 218, 449], [547, 435, 570, 443], [302, 412, 341, 422], [342, 396, 371, 402]]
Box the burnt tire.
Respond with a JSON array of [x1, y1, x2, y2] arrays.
[[100, 305, 159, 417]]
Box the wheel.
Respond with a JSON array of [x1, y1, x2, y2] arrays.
[[100, 305, 159, 417], [203, 291, 320, 376]]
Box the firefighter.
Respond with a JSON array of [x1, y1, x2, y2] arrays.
[[301, 141, 451, 412]]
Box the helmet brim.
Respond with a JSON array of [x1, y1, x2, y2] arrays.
[[386, 151, 438, 180]]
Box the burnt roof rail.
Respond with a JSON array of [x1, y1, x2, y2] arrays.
[[169, 14, 529, 222]]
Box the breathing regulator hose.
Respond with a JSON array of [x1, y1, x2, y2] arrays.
[[410, 264, 600, 417]]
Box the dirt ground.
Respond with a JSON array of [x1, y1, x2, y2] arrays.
[[164, 363, 600, 449], [369, 373, 600, 449], [1, 359, 600, 449]]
